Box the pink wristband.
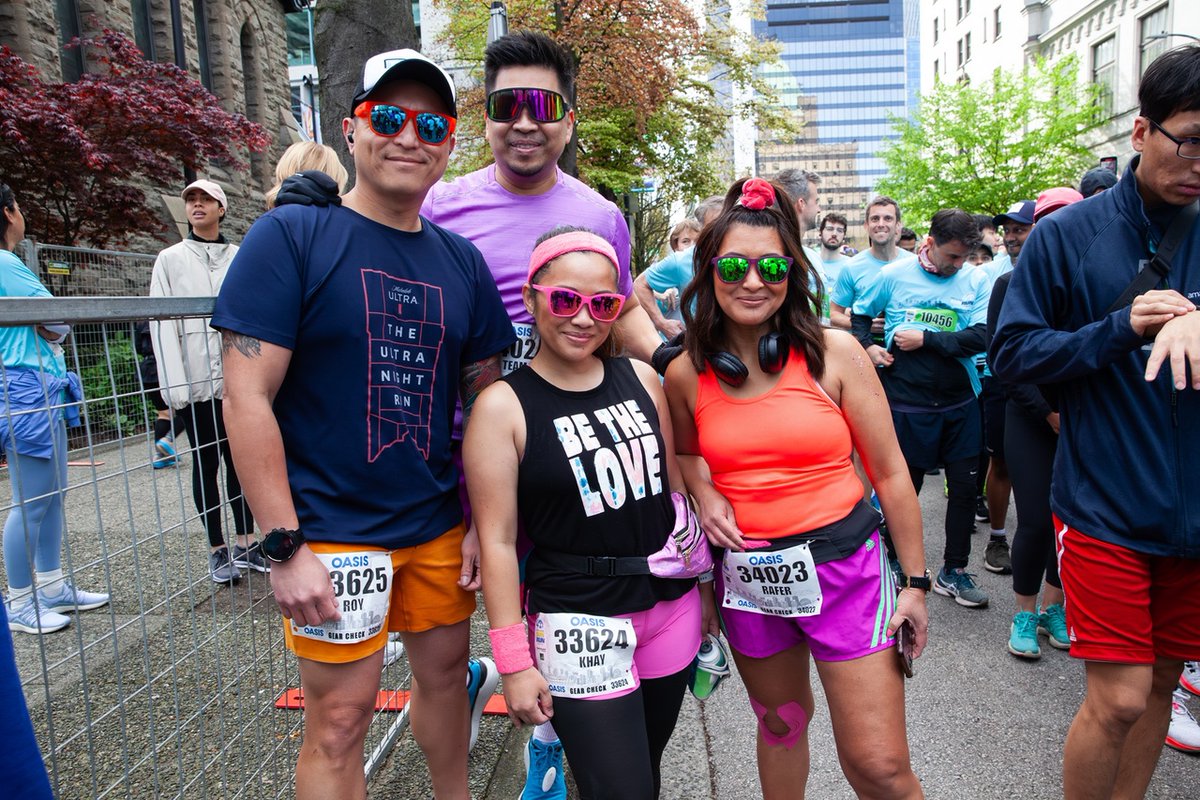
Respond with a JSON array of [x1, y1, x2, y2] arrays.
[[489, 622, 534, 675]]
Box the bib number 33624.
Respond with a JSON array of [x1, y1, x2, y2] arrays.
[[722, 542, 822, 617], [534, 613, 637, 698], [290, 550, 392, 644]]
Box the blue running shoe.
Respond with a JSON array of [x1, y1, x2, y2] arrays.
[[155, 435, 176, 458], [520, 735, 566, 800], [1007, 611, 1040, 659], [466, 656, 498, 751], [1038, 603, 1070, 650], [37, 581, 110, 613], [933, 567, 989, 608]]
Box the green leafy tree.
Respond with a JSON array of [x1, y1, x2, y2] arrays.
[[875, 57, 1103, 223], [435, 0, 793, 205]]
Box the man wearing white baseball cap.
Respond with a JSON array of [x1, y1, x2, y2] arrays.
[[214, 48, 513, 800]]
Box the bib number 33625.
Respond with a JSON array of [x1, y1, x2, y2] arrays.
[[534, 613, 637, 698], [722, 542, 822, 617], [290, 550, 392, 644]]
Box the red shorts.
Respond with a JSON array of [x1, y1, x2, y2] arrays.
[[1055, 516, 1200, 664]]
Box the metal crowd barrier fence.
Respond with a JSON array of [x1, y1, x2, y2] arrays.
[[0, 297, 412, 799], [16, 240, 159, 298]]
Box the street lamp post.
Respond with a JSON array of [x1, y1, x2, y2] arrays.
[[488, 2, 509, 44], [1148, 32, 1200, 44]]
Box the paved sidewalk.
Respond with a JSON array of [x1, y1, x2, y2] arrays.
[[469, 483, 1199, 800]]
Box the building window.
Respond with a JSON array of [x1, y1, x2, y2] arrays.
[[286, 9, 313, 67], [194, 0, 213, 90], [965, 32, 972, 63], [933, 58, 940, 80], [131, 0, 156, 60], [957, 0, 964, 22], [934, 17, 939, 44], [965, 0, 972, 14], [1092, 36, 1117, 119], [994, 7, 1002, 38], [55, 0, 85, 81], [957, 38, 964, 68], [1139, 6, 1170, 77]]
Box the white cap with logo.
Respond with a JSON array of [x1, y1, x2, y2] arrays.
[[353, 49, 457, 117]]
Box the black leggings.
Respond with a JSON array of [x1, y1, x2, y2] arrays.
[[1004, 405, 1060, 596], [178, 400, 253, 548], [550, 666, 690, 800], [909, 456, 977, 570]]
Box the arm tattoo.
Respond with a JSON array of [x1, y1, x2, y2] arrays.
[[221, 331, 262, 359], [459, 354, 502, 430]]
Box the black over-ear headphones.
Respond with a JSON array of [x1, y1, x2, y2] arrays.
[[707, 332, 788, 387]]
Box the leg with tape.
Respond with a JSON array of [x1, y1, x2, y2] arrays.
[[749, 695, 809, 749]]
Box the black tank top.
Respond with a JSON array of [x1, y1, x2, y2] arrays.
[[503, 357, 691, 616]]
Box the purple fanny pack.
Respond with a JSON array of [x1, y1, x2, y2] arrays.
[[646, 492, 714, 579]]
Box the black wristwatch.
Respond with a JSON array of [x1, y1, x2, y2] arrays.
[[898, 570, 932, 592], [262, 527, 306, 563]]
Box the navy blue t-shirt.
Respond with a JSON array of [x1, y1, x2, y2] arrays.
[[211, 204, 515, 548]]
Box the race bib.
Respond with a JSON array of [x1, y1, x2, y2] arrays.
[[501, 323, 541, 375], [289, 550, 392, 644], [722, 543, 822, 617], [903, 307, 959, 331], [534, 613, 637, 698]]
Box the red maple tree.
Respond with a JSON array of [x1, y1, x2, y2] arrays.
[[0, 30, 270, 247]]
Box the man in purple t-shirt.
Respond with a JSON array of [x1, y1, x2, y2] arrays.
[[421, 31, 661, 378]]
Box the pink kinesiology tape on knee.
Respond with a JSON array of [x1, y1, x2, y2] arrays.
[[488, 623, 534, 674], [749, 696, 808, 749]]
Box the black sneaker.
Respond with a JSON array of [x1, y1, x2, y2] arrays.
[[984, 538, 1012, 574], [975, 496, 990, 524], [232, 542, 271, 573]]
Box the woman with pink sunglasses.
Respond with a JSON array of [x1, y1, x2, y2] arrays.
[[465, 225, 711, 799]]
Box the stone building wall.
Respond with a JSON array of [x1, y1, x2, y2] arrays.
[[0, 0, 297, 249]]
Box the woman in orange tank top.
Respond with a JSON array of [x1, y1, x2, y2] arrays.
[[663, 178, 930, 799]]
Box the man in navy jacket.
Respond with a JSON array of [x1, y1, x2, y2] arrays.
[[992, 46, 1200, 798]]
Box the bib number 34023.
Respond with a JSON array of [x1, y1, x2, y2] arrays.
[[290, 550, 392, 644], [722, 542, 822, 617], [534, 613, 637, 698]]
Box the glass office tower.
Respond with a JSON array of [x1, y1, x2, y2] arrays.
[[754, 0, 920, 236]]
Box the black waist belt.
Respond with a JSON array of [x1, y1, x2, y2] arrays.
[[536, 501, 881, 576], [536, 551, 654, 577], [741, 500, 883, 566]]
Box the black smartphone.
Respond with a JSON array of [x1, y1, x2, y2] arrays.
[[896, 619, 915, 679]]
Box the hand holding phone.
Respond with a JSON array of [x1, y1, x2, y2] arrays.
[[896, 619, 915, 678]]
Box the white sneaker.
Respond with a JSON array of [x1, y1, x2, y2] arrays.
[[1167, 688, 1200, 753], [7, 596, 71, 634], [1180, 661, 1200, 696]]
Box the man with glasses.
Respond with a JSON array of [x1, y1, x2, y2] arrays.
[[852, 209, 990, 609], [213, 50, 514, 800], [993, 45, 1200, 799], [422, 31, 662, 373]]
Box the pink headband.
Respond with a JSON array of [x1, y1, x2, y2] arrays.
[[527, 231, 620, 282], [738, 178, 776, 211]]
